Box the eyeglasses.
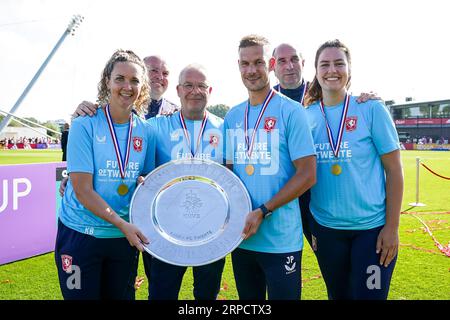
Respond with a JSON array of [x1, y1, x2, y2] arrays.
[[180, 82, 210, 92]]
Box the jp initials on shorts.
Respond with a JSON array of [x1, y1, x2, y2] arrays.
[[231, 248, 302, 300]]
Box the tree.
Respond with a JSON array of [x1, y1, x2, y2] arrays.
[[207, 104, 230, 119], [419, 105, 429, 118], [0, 115, 41, 127], [42, 121, 60, 139], [442, 105, 450, 117], [7, 118, 21, 127], [23, 117, 41, 127]]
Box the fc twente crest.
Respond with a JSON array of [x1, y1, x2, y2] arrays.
[[209, 134, 219, 147], [61, 254, 73, 273], [264, 117, 277, 132], [345, 116, 357, 132], [133, 137, 143, 152]]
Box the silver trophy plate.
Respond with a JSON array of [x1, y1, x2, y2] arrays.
[[129, 159, 251, 266]]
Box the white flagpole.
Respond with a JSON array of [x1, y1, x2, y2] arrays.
[[409, 156, 426, 207], [0, 14, 84, 134]]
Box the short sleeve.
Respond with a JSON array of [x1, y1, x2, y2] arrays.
[[143, 124, 156, 174], [223, 116, 233, 164], [370, 101, 400, 155], [67, 118, 94, 174], [285, 104, 316, 161]]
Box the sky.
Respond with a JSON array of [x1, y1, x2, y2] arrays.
[[0, 0, 449, 123]]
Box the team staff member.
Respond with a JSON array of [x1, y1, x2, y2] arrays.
[[60, 64, 223, 300], [224, 35, 316, 300], [137, 55, 178, 294], [271, 43, 380, 247], [271, 43, 313, 248], [304, 39, 403, 300], [65, 54, 178, 295], [272, 43, 309, 104], [143, 55, 179, 118], [55, 50, 156, 299], [61, 123, 69, 161], [146, 64, 225, 300]]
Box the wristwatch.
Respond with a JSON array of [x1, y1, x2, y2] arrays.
[[258, 204, 272, 219]]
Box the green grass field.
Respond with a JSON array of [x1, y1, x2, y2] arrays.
[[0, 149, 63, 165], [0, 149, 449, 300]]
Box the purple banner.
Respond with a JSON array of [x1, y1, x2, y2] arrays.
[[0, 162, 66, 265], [36, 143, 48, 149]]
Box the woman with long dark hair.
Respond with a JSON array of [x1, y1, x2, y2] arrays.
[[304, 39, 403, 300]]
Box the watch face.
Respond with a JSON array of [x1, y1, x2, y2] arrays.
[[264, 212, 272, 219]]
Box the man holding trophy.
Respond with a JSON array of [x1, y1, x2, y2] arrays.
[[224, 35, 317, 300], [143, 64, 227, 300]]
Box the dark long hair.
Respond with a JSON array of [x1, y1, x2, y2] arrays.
[[304, 39, 352, 106]]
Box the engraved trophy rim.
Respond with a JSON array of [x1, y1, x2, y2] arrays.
[[129, 159, 251, 266]]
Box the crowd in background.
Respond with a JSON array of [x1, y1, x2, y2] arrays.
[[0, 136, 60, 149], [407, 136, 449, 144]]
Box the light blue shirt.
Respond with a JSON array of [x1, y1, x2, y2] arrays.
[[147, 111, 224, 165], [60, 110, 156, 238], [306, 96, 400, 230], [224, 91, 316, 253]]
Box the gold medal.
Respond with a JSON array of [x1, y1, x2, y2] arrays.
[[104, 105, 133, 197], [331, 164, 342, 176], [117, 183, 129, 196], [245, 164, 255, 176]]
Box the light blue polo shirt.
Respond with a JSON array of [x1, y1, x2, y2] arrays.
[[147, 111, 224, 165], [224, 91, 316, 253], [306, 96, 400, 230], [60, 110, 156, 238]]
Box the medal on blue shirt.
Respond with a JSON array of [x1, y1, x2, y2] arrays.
[[104, 105, 133, 195], [244, 89, 275, 175], [179, 111, 208, 158], [319, 94, 350, 176]]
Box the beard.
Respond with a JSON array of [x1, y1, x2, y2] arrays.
[[242, 76, 269, 92]]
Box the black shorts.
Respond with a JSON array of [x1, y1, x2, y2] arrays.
[[310, 218, 397, 300], [54, 219, 139, 300], [231, 248, 302, 300]]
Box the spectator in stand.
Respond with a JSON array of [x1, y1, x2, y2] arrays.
[[23, 139, 32, 150], [61, 123, 70, 161]]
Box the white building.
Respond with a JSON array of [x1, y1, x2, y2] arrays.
[[0, 126, 47, 140]]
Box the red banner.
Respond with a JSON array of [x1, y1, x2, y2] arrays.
[[6, 143, 61, 149], [401, 143, 450, 150], [395, 118, 450, 126]]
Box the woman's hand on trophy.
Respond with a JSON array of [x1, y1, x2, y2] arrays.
[[120, 222, 149, 252], [136, 175, 145, 186]]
